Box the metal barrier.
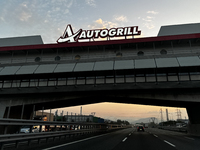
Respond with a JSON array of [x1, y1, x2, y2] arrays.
[[158, 126, 187, 132], [0, 118, 106, 134], [0, 129, 103, 150], [0, 118, 128, 150]]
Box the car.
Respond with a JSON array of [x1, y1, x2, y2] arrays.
[[20, 125, 45, 133], [137, 125, 145, 132]]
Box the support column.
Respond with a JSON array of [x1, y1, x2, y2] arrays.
[[186, 103, 200, 135]]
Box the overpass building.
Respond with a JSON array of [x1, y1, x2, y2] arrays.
[[1, 23, 200, 135]]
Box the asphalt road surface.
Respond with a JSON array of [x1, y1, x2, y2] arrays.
[[18, 127, 200, 150]]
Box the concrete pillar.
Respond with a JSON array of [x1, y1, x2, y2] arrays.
[[186, 104, 200, 135]]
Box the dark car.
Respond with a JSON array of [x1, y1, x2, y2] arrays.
[[137, 125, 144, 132]]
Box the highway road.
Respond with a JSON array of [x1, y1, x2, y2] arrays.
[[20, 127, 200, 150]]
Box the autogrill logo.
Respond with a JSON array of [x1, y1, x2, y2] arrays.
[[57, 24, 141, 43]]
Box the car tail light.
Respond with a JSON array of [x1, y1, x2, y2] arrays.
[[137, 127, 139, 129]]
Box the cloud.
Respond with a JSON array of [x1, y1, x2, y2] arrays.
[[147, 11, 158, 15], [11, 2, 32, 22], [95, 18, 103, 24], [147, 16, 154, 19], [0, 17, 4, 22], [21, 3, 28, 8], [19, 11, 32, 21], [88, 18, 117, 29], [142, 18, 152, 22], [141, 15, 155, 29], [85, 0, 96, 7], [143, 22, 155, 29], [141, 11, 158, 29], [114, 15, 128, 22], [0, 0, 76, 43]]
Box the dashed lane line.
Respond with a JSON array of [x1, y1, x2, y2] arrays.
[[164, 140, 176, 147], [153, 134, 158, 138], [122, 137, 128, 142]]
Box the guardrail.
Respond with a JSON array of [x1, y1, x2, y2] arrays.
[[158, 126, 187, 132], [0, 118, 108, 134], [0, 128, 104, 150], [0, 118, 128, 150]]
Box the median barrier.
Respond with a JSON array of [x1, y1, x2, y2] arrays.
[[158, 126, 187, 132]]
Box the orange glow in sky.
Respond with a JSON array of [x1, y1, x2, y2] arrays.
[[48, 102, 188, 123]]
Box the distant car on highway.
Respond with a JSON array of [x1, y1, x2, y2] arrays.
[[137, 125, 145, 132]]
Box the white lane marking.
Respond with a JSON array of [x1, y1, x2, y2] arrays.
[[122, 137, 127, 142], [129, 133, 131, 136], [184, 137, 195, 140], [42, 133, 110, 150], [164, 140, 176, 147], [153, 134, 158, 138]]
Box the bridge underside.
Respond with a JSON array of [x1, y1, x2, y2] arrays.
[[1, 82, 200, 135], [1, 67, 200, 135], [0, 82, 200, 122]]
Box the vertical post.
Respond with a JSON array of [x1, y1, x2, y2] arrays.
[[49, 108, 51, 121], [42, 107, 44, 120], [67, 112, 68, 122], [155, 68, 157, 84], [114, 70, 116, 85], [134, 69, 136, 85], [32, 105, 35, 119], [94, 73, 96, 85], [7, 107, 11, 119], [25, 50, 28, 62], [39, 125, 42, 132], [21, 104, 24, 120], [7, 100, 12, 118], [171, 41, 174, 54], [189, 40, 191, 47], [55, 110, 58, 121], [4, 126, 7, 134], [75, 113, 76, 122], [62, 110, 63, 121], [29, 125, 33, 133], [11, 51, 14, 63]]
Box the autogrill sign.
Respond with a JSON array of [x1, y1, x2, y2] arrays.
[[57, 24, 141, 43]]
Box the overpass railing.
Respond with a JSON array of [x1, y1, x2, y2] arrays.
[[1, 71, 200, 89]]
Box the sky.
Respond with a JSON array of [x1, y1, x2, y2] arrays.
[[49, 103, 188, 124], [0, 0, 199, 122]]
